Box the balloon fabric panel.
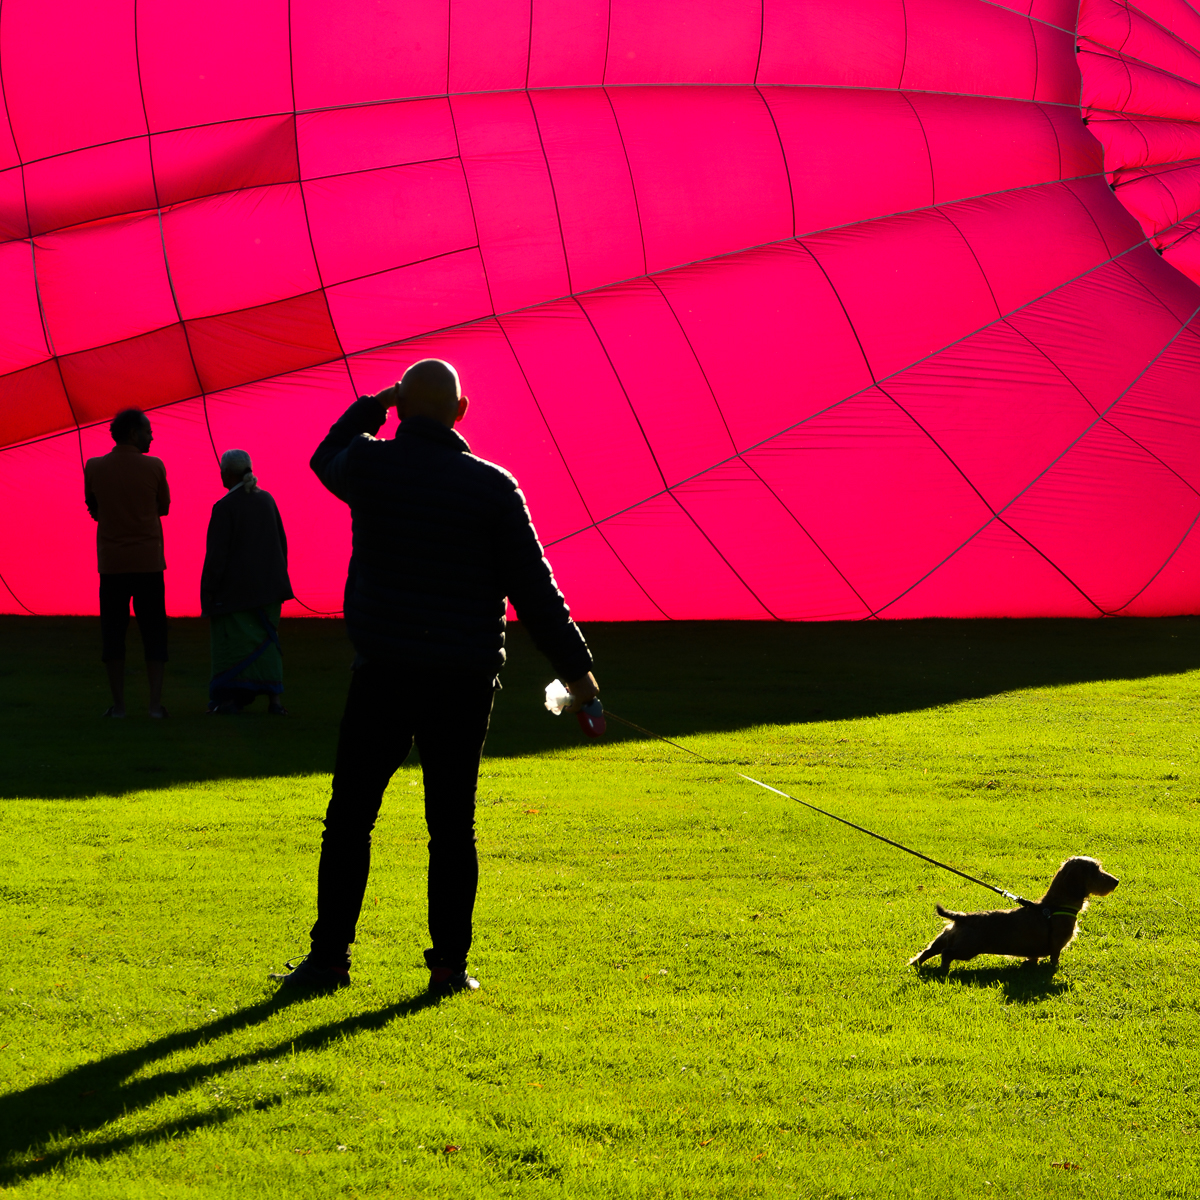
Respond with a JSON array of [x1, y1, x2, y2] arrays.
[[2, 0, 1200, 618]]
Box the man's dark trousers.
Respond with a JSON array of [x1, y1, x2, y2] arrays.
[[309, 658, 496, 973]]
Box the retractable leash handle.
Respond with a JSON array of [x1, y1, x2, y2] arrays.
[[544, 680, 606, 738]]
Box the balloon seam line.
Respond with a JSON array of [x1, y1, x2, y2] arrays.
[[1004, 320, 1105, 420], [0, 169, 1128, 439], [569, 294, 768, 615], [1061, 176, 1120, 257], [1032, 102, 1063, 182], [1, 169, 1119, 360], [896, 298, 1200, 580], [601, 0, 613, 86], [1110, 501, 1200, 613], [601, 88, 648, 275], [735, 456, 875, 618], [0, 210, 1165, 460], [0, 566, 35, 616], [935, 208, 1003, 319], [754, 87, 795, 238], [286, 0, 356, 615], [0, 6, 80, 472], [541, 238, 1173, 551], [874, 382, 1003, 520], [1076, 40, 1200, 97], [0, 85, 1107, 204], [752, 0, 766, 88], [1112, 249, 1196, 325], [978, 0, 1073, 35], [1111, 157, 1200, 186], [1093, 281, 1200, 494], [1100, 414, 1200, 500], [15, 169, 461, 251], [897, 0, 909, 91], [523, 0, 534, 91], [1102, 0, 1200, 73], [1084, 106, 1200, 124], [1152, 215, 1200, 249], [1117, 0, 1199, 61], [867, 388, 1104, 614], [898, 93, 939, 223], [794, 241, 878, 382], [0, 34, 37, 629], [491, 314, 669, 619], [986, 303, 1200, 528], [870, 509, 1102, 619], [286, 0, 355, 400], [0, 86, 1103, 180], [570, 296, 671, 490], [525, 91, 574, 295], [131, 0, 219, 464], [644, 270, 872, 615], [645, 277, 739, 455], [1027, 10, 1039, 104], [447, 99, 498, 318], [643, 276, 864, 613], [664, 490, 780, 620]]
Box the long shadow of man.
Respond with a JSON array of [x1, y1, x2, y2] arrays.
[[0, 988, 438, 1186]]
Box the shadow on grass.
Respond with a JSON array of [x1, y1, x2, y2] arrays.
[[913, 963, 1071, 1002], [4, 614, 1200, 798], [0, 986, 439, 1186]]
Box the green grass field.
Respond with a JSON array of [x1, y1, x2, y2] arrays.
[[1, 615, 1198, 1198]]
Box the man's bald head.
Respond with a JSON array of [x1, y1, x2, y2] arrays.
[[397, 359, 463, 425]]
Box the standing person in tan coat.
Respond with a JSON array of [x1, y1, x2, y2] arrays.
[[84, 408, 171, 718]]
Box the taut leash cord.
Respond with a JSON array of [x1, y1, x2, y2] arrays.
[[602, 708, 1036, 909]]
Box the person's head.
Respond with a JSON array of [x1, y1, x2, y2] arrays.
[[220, 448, 257, 493], [394, 359, 468, 427], [110, 408, 152, 452]]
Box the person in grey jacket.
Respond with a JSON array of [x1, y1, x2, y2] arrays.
[[276, 358, 597, 996], [200, 449, 294, 715]]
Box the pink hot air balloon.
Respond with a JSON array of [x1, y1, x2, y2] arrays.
[[1, 0, 1198, 620]]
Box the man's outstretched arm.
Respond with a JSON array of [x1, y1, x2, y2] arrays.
[[499, 483, 596, 698], [310, 393, 390, 500]]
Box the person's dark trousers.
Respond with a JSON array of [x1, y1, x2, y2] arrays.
[[309, 658, 497, 973], [99, 571, 168, 662]]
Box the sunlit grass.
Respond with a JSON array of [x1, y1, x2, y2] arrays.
[[0, 616, 1198, 1196]]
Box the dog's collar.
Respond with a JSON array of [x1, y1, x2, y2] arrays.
[[1044, 905, 1081, 920]]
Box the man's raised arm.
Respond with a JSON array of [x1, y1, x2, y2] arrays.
[[309, 394, 390, 501]]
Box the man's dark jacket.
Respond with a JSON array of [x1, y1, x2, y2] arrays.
[[200, 487, 294, 617], [310, 398, 592, 680]]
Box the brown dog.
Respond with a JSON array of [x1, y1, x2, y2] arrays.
[[910, 857, 1119, 973]]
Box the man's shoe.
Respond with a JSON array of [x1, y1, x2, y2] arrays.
[[270, 957, 351, 991], [428, 967, 479, 996]]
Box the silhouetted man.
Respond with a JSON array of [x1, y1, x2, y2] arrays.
[[84, 407, 170, 718], [279, 359, 597, 995]]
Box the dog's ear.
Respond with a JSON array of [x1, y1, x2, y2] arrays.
[[1059, 857, 1090, 888]]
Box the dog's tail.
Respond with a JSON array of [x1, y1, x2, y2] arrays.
[[935, 904, 965, 920]]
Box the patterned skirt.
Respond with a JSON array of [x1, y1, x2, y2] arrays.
[[209, 605, 283, 699]]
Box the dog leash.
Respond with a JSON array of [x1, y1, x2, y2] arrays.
[[601, 707, 1038, 909]]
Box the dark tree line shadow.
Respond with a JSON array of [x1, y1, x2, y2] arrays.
[[0, 988, 439, 1186], [3, 614, 1198, 798]]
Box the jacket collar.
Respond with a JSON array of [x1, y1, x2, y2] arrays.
[[396, 414, 471, 454]]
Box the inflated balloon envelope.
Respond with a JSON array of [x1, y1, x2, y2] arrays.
[[1, 0, 1198, 620]]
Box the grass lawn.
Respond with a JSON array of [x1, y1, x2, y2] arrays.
[[0, 614, 1198, 1198]]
